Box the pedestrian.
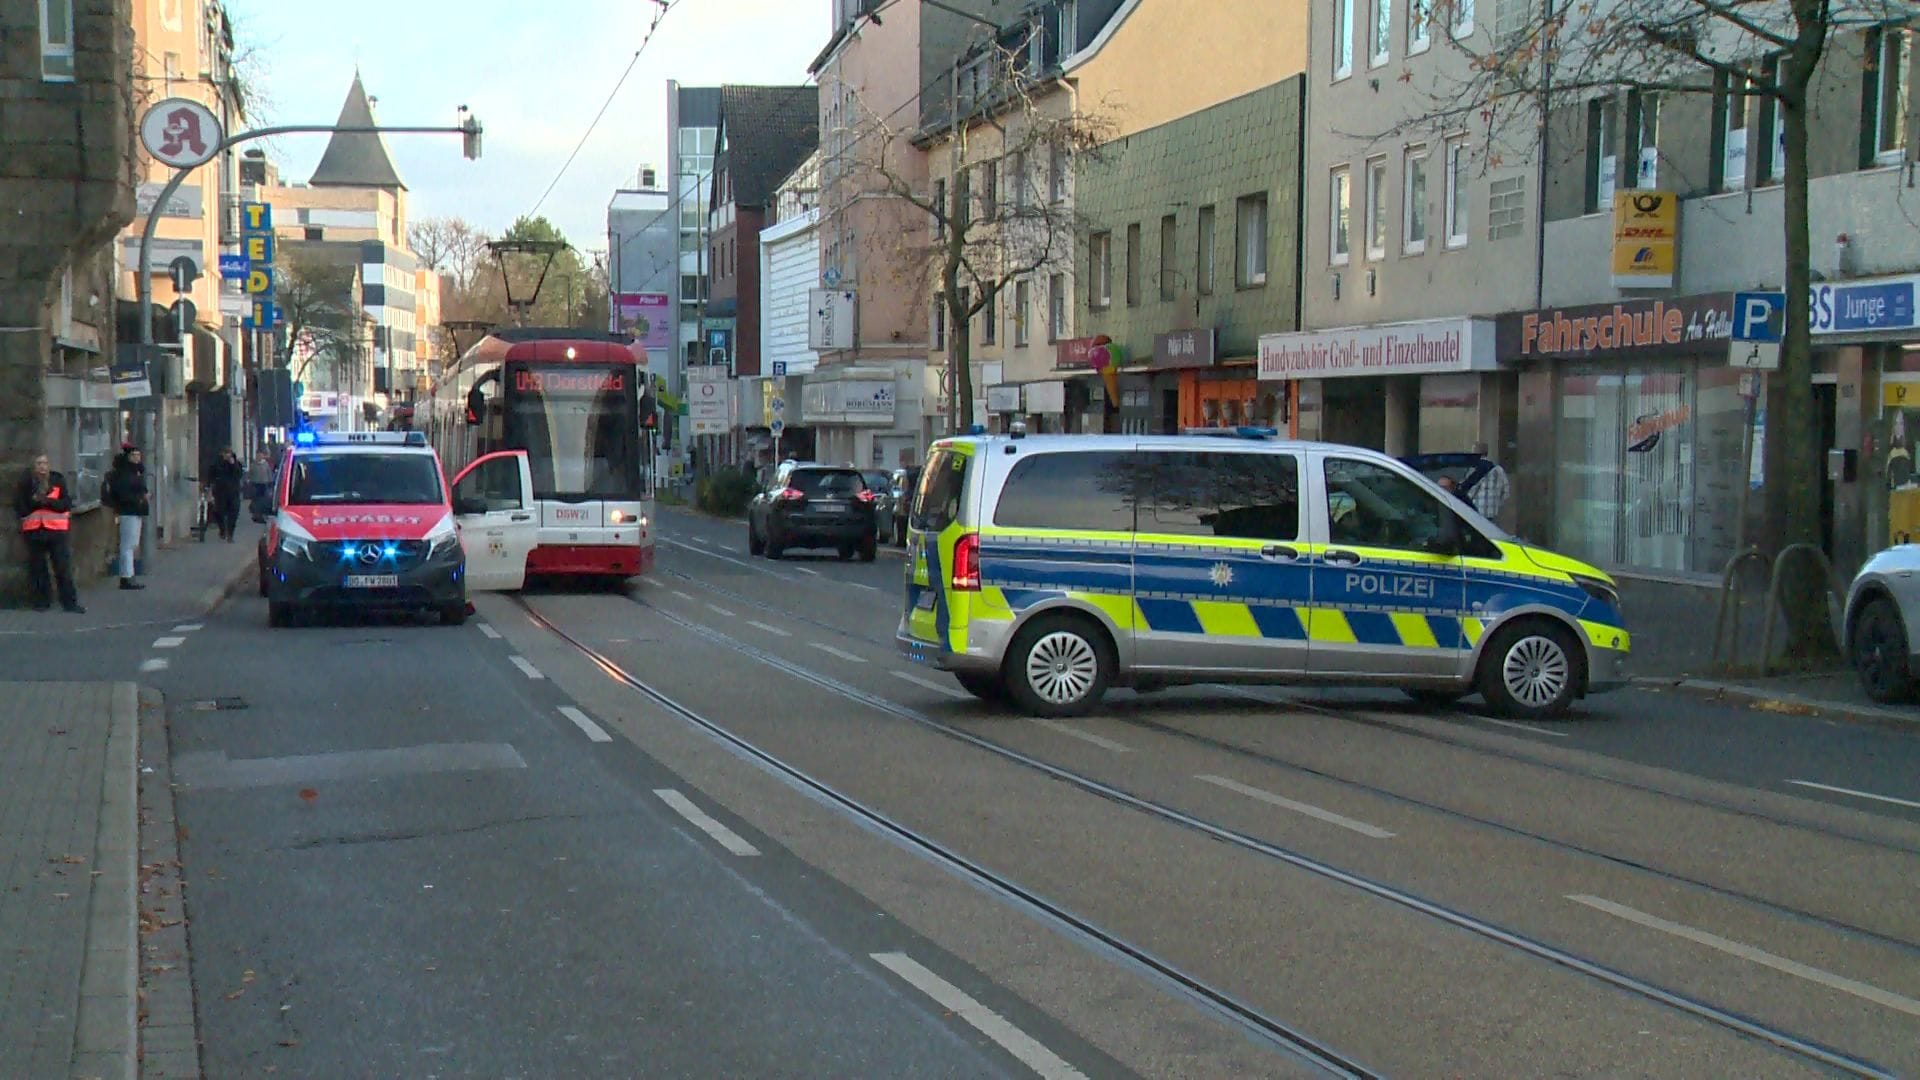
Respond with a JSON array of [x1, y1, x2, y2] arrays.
[[209, 447, 245, 542], [12, 453, 84, 613], [104, 444, 149, 590], [247, 449, 274, 522], [1471, 441, 1512, 524]]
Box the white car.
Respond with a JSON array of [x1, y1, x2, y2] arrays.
[[1844, 546, 1920, 703]]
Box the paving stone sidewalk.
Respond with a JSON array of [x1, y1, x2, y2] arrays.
[[0, 521, 258, 637], [0, 682, 140, 1080]]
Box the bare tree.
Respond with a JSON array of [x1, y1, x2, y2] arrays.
[[409, 216, 490, 293], [1381, 0, 1914, 661], [276, 252, 363, 386], [847, 33, 1112, 431]]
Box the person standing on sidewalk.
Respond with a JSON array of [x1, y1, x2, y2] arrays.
[[209, 447, 244, 542], [246, 449, 274, 522], [1471, 441, 1512, 528], [104, 445, 148, 591], [11, 454, 84, 613]]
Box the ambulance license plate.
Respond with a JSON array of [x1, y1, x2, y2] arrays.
[[344, 574, 398, 588]]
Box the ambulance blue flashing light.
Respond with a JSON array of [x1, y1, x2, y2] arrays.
[[294, 431, 317, 446]]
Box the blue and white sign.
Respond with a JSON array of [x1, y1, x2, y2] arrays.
[[218, 254, 249, 281], [1733, 291, 1785, 341], [771, 361, 787, 377], [1810, 274, 1919, 336]]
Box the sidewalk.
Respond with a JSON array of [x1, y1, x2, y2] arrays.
[[0, 681, 140, 1080], [0, 522, 258, 637]]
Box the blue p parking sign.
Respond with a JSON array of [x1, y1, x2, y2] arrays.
[[1733, 292, 1785, 342]]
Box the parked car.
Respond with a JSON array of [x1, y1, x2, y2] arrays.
[[1844, 546, 1920, 702], [747, 463, 880, 561], [889, 466, 920, 546], [861, 470, 895, 540]]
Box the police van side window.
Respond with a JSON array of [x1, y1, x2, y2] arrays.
[[993, 451, 1137, 533], [1143, 451, 1299, 541], [1324, 457, 1453, 552]]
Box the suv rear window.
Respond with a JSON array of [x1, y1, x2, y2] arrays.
[[790, 469, 866, 497], [992, 450, 1135, 532], [912, 449, 970, 532]]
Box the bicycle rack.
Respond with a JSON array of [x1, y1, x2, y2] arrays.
[[1758, 543, 1844, 677], [1711, 547, 1772, 675]]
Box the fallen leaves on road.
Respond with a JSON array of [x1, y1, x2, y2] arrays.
[[298, 788, 319, 803]]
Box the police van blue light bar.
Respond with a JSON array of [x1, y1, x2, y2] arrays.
[[294, 431, 317, 445], [1181, 426, 1278, 439]]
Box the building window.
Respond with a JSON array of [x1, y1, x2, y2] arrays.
[[933, 297, 946, 350], [1760, 56, 1787, 185], [1452, 0, 1475, 37], [1403, 145, 1429, 254], [1089, 232, 1112, 308], [1049, 273, 1066, 341], [305, 226, 324, 241], [1444, 137, 1469, 248], [1720, 73, 1750, 191], [39, 0, 75, 80], [1867, 26, 1911, 167], [1014, 279, 1031, 346], [1365, 157, 1388, 259], [1330, 166, 1352, 265], [982, 287, 997, 343], [1196, 205, 1217, 293], [1589, 96, 1619, 210], [982, 159, 999, 220], [1371, 0, 1392, 67], [1125, 223, 1142, 306], [1050, 143, 1069, 203], [1409, 0, 1432, 53], [1010, 151, 1029, 208], [934, 178, 948, 236], [1333, 0, 1354, 78], [1158, 216, 1177, 301], [1236, 193, 1269, 287], [1630, 91, 1660, 187]]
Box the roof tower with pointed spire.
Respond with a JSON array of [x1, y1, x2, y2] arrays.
[[308, 71, 407, 189]]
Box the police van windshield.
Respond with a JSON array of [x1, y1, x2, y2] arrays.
[[286, 453, 444, 506]]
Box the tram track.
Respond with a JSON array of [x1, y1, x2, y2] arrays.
[[524, 586, 1900, 1078]]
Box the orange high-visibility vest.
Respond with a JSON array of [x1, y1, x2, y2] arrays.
[[21, 485, 70, 532]]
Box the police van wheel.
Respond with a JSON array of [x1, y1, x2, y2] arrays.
[[1006, 615, 1111, 718], [1479, 620, 1583, 719]]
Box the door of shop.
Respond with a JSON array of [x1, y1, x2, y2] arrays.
[[1816, 382, 1837, 557], [1321, 380, 1387, 449]]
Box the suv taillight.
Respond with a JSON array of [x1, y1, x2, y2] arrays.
[[778, 487, 806, 501], [855, 489, 877, 503], [951, 533, 981, 591]]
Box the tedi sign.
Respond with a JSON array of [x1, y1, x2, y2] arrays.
[[1258, 318, 1495, 381]]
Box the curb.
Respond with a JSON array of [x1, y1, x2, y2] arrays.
[[192, 555, 256, 616], [1631, 675, 1920, 735], [69, 682, 140, 1080], [134, 686, 201, 1079]]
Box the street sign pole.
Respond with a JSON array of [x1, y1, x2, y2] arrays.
[[1728, 292, 1785, 555]]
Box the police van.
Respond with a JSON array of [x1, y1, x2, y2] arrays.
[[260, 431, 541, 627], [898, 430, 1629, 719]]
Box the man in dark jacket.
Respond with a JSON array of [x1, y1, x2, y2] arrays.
[[209, 447, 244, 542], [12, 453, 83, 613], [104, 445, 148, 589]]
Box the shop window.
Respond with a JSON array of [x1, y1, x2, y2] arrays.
[[1865, 26, 1911, 168], [993, 450, 1136, 531], [1142, 451, 1301, 541]]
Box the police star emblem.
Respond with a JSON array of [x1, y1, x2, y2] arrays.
[[1209, 561, 1234, 588]]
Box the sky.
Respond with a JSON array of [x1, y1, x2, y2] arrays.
[[223, 0, 829, 254]]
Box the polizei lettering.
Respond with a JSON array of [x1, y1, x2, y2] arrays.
[[1345, 572, 1436, 599], [312, 514, 423, 526]]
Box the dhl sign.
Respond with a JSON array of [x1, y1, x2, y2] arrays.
[[1610, 190, 1677, 289]]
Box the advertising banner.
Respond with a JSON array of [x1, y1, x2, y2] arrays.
[[1610, 190, 1678, 288], [611, 293, 672, 354]]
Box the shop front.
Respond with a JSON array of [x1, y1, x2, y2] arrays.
[[1499, 294, 1741, 577], [803, 365, 918, 470], [1258, 317, 1501, 455], [1821, 271, 1920, 566], [1053, 337, 1125, 434]]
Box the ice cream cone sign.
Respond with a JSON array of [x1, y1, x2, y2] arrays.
[[1088, 335, 1122, 400]]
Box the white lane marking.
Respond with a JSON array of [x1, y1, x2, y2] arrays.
[[1480, 717, 1570, 738], [654, 789, 760, 856], [871, 952, 1086, 1080], [792, 565, 821, 576], [139, 658, 170, 673], [848, 581, 882, 592], [890, 670, 971, 701], [171, 623, 203, 633], [719, 545, 743, 554], [1568, 894, 1920, 1018], [746, 620, 792, 637], [671, 589, 697, 602], [1197, 774, 1396, 839], [1786, 779, 1920, 812], [559, 706, 612, 743], [477, 623, 503, 640], [153, 636, 186, 649], [687, 535, 712, 546], [1029, 718, 1132, 753], [509, 656, 546, 680], [706, 603, 737, 618], [809, 642, 867, 664], [664, 537, 806, 581]]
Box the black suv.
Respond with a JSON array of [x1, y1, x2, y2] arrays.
[[748, 464, 879, 561]]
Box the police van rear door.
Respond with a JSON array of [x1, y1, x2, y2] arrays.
[[1309, 451, 1469, 678]]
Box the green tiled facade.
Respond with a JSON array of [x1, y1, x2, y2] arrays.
[[1076, 76, 1305, 361]]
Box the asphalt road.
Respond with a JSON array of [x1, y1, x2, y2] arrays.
[[13, 503, 1918, 1077]]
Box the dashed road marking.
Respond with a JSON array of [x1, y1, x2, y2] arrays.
[[1786, 779, 1920, 811], [509, 656, 545, 680], [870, 952, 1086, 1079], [477, 623, 503, 639], [1568, 894, 1920, 1017], [671, 589, 697, 602], [1197, 774, 1396, 839], [654, 789, 760, 856], [1481, 717, 1570, 738], [1030, 718, 1132, 753], [848, 581, 882, 592], [559, 706, 612, 743], [153, 636, 186, 649], [809, 642, 867, 664], [791, 565, 821, 576], [890, 670, 971, 701], [171, 623, 203, 633], [139, 658, 169, 673], [687, 536, 712, 546], [706, 603, 737, 618], [746, 620, 791, 637]]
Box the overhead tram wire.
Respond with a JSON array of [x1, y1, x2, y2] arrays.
[[529, 0, 681, 219]]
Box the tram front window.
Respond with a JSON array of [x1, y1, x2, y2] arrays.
[[505, 365, 642, 500]]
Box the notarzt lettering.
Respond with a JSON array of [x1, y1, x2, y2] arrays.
[[312, 514, 423, 525]]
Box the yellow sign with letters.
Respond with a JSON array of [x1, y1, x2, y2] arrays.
[[1610, 190, 1677, 289]]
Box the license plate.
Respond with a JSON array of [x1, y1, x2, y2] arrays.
[[915, 591, 935, 611], [343, 574, 398, 588], [815, 501, 845, 513]]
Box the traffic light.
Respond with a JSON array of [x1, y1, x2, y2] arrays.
[[461, 115, 484, 160]]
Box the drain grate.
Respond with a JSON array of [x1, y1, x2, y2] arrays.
[[189, 697, 249, 712]]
